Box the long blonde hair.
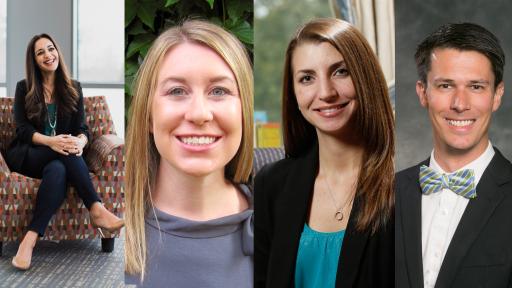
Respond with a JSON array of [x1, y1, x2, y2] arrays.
[[125, 20, 254, 277], [282, 18, 394, 233]]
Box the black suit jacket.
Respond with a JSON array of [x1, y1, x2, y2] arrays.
[[6, 79, 89, 172], [255, 145, 394, 288], [396, 148, 512, 288]]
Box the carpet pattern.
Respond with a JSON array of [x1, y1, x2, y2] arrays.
[[0, 233, 124, 288]]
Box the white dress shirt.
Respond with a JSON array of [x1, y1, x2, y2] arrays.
[[421, 142, 495, 288]]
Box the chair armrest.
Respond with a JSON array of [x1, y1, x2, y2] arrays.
[[253, 147, 285, 175], [0, 151, 11, 174], [85, 134, 124, 174]]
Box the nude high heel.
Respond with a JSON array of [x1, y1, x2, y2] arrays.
[[89, 202, 125, 236], [12, 232, 37, 271], [12, 255, 31, 270], [91, 219, 125, 237]]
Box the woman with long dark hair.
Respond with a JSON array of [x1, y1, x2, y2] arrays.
[[255, 18, 394, 287], [5, 34, 124, 270]]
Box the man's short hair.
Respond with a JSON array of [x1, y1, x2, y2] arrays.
[[415, 22, 505, 88]]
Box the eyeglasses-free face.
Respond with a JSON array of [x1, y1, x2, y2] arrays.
[[151, 42, 243, 178], [34, 37, 59, 74], [416, 48, 503, 162], [292, 41, 358, 138]]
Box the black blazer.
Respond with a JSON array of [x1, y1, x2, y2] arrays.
[[255, 145, 394, 288], [396, 148, 512, 288], [6, 79, 89, 172]]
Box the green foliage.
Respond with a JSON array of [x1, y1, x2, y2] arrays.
[[125, 0, 254, 121]]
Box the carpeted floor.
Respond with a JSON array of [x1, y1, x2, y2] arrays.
[[0, 232, 125, 288]]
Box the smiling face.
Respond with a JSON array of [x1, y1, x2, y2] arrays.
[[34, 37, 59, 74], [291, 41, 357, 137], [417, 48, 503, 163], [151, 42, 242, 178]]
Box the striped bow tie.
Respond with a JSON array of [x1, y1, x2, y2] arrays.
[[419, 165, 476, 199]]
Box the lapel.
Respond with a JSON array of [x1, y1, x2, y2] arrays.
[[400, 159, 429, 288], [277, 145, 319, 286], [277, 144, 395, 287], [336, 196, 370, 287], [435, 148, 512, 288]]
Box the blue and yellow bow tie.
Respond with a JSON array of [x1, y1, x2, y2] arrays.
[[419, 165, 476, 199]]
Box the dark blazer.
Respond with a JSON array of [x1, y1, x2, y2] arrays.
[[255, 145, 394, 288], [6, 79, 89, 173], [396, 148, 512, 288]]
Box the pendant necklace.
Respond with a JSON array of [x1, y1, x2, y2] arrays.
[[324, 177, 355, 221], [47, 105, 57, 136], [45, 89, 57, 136]]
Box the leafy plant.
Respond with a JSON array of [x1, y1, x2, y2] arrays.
[[125, 0, 254, 121]]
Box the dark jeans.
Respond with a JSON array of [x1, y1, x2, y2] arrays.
[[19, 145, 101, 236]]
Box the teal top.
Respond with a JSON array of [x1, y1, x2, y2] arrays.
[[294, 223, 345, 288], [44, 103, 57, 136]]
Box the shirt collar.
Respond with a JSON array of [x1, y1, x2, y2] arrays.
[[429, 141, 494, 186]]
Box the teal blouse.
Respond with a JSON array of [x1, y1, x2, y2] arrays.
[[294, 223, 345, 288], [44, 103, 57, 136]]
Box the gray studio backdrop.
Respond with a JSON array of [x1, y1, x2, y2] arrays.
[[396, 0, 512, 171]]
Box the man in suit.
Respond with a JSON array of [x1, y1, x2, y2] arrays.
[[396, 22, 512, 288]]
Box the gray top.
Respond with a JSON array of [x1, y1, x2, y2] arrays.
[[125, 184, 253, 288]]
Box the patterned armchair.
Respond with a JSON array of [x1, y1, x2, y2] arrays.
[[0, 96, 124, 256], [253, 147, 285, 177]]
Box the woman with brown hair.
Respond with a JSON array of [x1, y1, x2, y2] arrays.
[[255, 18, 394, 287], [124, 20, 253, 287], [5, 33, 124, 270]]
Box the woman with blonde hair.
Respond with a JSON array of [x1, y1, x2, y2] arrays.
[[255, 18, 394, 287], [124, 20, 254, 287]]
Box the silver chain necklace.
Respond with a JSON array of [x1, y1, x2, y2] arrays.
[[323, 177, 355, 221]]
